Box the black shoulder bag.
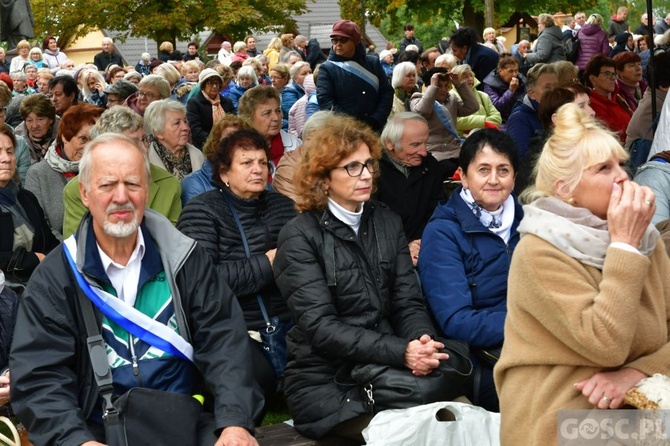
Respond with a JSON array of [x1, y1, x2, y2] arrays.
[[221, 190, 291, 380], [75, 279, 202, 446]]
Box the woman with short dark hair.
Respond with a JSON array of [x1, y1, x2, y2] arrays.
[[613, 51, 647, 111], [584, 54, 633, 142], [177, 129, 296, 420], [41, 36, 68, 74], [482, 55, 526, 124], [419, 129, 521, 412]]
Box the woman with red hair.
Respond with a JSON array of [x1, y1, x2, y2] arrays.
[[613, 51, 647, 111]]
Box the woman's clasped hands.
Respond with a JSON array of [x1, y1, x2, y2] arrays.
[[405, 334, 449, 376]]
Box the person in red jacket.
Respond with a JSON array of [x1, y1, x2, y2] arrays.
[[584, 54, 632, 142]]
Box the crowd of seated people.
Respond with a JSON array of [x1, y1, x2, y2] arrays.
[[1, 14, 670, 446]]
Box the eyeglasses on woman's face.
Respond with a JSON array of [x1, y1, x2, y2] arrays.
[[332, 158, 378, 177], [599, 70, 617, 80]]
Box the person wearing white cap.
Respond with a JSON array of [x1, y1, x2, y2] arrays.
[[186, 68, 235, 149]]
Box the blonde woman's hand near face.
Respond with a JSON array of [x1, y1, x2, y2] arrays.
[[608, 181, 655, 249]]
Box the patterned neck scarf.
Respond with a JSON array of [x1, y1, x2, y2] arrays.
[[460, 188, 516, 243], [150, 139, 192, 180], [45, 142, 79, 179], [460, 187, 503, 229]]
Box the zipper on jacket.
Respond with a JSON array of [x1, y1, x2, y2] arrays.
[[129, 335, 143, 387]]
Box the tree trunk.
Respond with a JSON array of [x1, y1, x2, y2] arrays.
[[462, 3, 485, 37]]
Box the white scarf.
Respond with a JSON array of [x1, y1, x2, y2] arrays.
[[518, 196, 659, 269]]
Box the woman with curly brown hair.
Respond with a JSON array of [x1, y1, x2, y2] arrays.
[[273, 112, 464, 441]]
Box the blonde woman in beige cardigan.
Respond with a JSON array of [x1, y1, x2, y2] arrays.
[[495, 103, 670, 445]]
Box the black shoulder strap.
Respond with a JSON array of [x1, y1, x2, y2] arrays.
[[74, 280, 119, 422], [220, 189, 274, 328]]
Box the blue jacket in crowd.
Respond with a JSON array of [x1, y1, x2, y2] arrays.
[[418, 188, 523, 348]]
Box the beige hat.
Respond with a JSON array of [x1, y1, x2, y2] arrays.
[[198, 68, 222, 87]]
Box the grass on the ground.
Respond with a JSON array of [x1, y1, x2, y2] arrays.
[[262, 392, 291, 426]]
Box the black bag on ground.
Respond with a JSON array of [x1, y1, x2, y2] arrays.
[[345, 339, 472, 413], [105, 387, 202, 446]]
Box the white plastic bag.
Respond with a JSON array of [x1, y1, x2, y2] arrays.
[[362, 401, 500, 446]]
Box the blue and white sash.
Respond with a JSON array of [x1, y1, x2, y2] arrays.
[[433, 102, 464, 144], [63, 236, 194, 363], [330, 60, 379, 92]]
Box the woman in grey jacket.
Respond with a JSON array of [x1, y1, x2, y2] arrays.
[[523, 14, 567, 66]]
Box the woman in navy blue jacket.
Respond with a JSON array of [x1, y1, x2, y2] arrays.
[[418, 129, 523, 412]]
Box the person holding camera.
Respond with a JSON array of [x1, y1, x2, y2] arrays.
[[409, 67, 478, 179]]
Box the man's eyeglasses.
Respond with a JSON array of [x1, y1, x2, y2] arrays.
[[333, 159, 378, 177], [599, 71, 617, 80], [331, 37, 350, 45]]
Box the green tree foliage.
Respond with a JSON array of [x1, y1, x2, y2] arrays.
[[30, 0, 309, 49], [344, 0, 606, 49]]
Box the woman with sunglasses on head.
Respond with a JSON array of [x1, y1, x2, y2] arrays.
[[273, 112, 463, 442]]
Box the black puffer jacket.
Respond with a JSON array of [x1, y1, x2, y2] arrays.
[[273, 201, 438, 439], [177, 186, 296, 330], [0, 187, 59, 285], [0, 284, 18, 371]]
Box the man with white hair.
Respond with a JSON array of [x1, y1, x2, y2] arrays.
[[93, 37, 124, 71], [218, 41, 233, 65], [376, 112, 444, 265], [10, 133, 263, 445]]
